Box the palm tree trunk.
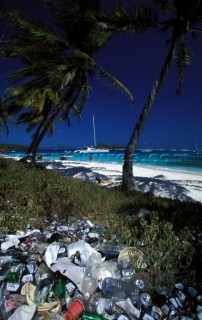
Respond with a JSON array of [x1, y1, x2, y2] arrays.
[[20, 71, 82, 163], [20, 115, 50, 162], [27, 84, 81, 161], [31, 109, 61, 160], [20, 104, 53, 162], [122, 35, 179, 191]]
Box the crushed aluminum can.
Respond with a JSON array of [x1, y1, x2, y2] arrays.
[[168, 309, 180, 320], [116, 313, 131, 320], [140, 292, 152, 308], [142, 312, 155, 320], [65, 280, 77, 297], [151, 306, 163, 320], [85, 219, 95, 228], [135, 279, 144, 290]]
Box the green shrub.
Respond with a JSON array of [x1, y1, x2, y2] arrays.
[[120, 212, 195, 292], [0, 158, 10, 169]]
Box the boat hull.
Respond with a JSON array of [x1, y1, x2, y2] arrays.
[[78, 149, 109, 153]]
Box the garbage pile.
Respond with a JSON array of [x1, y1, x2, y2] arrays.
[[0, 218, 201, 320]]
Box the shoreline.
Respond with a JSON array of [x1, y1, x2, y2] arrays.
[[3, 156, 202, 203], [46, 159, 202, 203]]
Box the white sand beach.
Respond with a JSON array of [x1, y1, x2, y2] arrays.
[[3, 156, 202, 203], [39, 159, 202, 203]]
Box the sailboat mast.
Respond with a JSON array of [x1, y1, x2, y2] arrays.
[[92, 115, 96, 147]]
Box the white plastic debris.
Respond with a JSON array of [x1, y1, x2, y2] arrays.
[[1, 239, 20, 251], [8, 303, 36, 320], [50, 257, 85, 292], [44, 242, 60, 267], [67, 240, 99, 260]]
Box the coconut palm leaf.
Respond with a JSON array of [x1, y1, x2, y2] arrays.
[[97, 65, 134, 105], [2, 0, 154, 160]]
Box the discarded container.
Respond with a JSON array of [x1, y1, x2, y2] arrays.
[[81, 253, 102, 299], [0, 284, 18, 319], [34, 264, 54, 305], [0, 216, 201, 320], [64, 299, 84, 320], [98, 277, 140, 302], [81, 311, 107, 320], [54, 273, 67, 313], [187, 286, 202, 305]]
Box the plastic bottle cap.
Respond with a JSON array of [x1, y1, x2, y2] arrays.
[[84, 292, 90, 300]]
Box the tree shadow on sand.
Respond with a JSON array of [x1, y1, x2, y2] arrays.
[[136, 175, 195, 202], [38, 161, 198, 202]]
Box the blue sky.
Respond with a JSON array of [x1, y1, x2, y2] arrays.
[[0, 1, 202, 150]]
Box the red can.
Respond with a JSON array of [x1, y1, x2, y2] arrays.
[[64, 299, 85, 320]]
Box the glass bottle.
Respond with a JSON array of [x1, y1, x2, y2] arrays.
[[81, 311, 108, 320], [0, 283, 17, 319], [53, 273, 67, 313], [5, 262, 24, 283]]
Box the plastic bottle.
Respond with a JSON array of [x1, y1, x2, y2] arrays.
[[95, 297, 115, 315], [98, 277, 140, 302], [98, 243, 127, 259], [0, 283, 18, 319], [81, 253, 102, 299], [82, 293, 115, 315]]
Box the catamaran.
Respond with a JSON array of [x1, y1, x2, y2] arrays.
[[75, 115, 109, 153]]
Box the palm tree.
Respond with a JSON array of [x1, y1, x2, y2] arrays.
[[122, 0, 202, 191], [2, 0, 137, 161], [0, 98, 9, 137]]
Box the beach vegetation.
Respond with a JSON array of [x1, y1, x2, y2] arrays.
[[120, 212, 195, 291], [0, 143, 29, 151], [0, 158, 201, 289], [122, 0, 202, 191], [0, 158, 201, 233]]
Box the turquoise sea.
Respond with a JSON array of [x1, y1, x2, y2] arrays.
[[5, 149, 202, 174]]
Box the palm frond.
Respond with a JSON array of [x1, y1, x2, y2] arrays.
[[154, 0, 171, 13], [75, 82, 91, 115], [17, 111, 41, 124], [9, 10, 67, 49], [96, 2, 157, 35], [97, 65, 134, 105], [73, 105, 82, 119]]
